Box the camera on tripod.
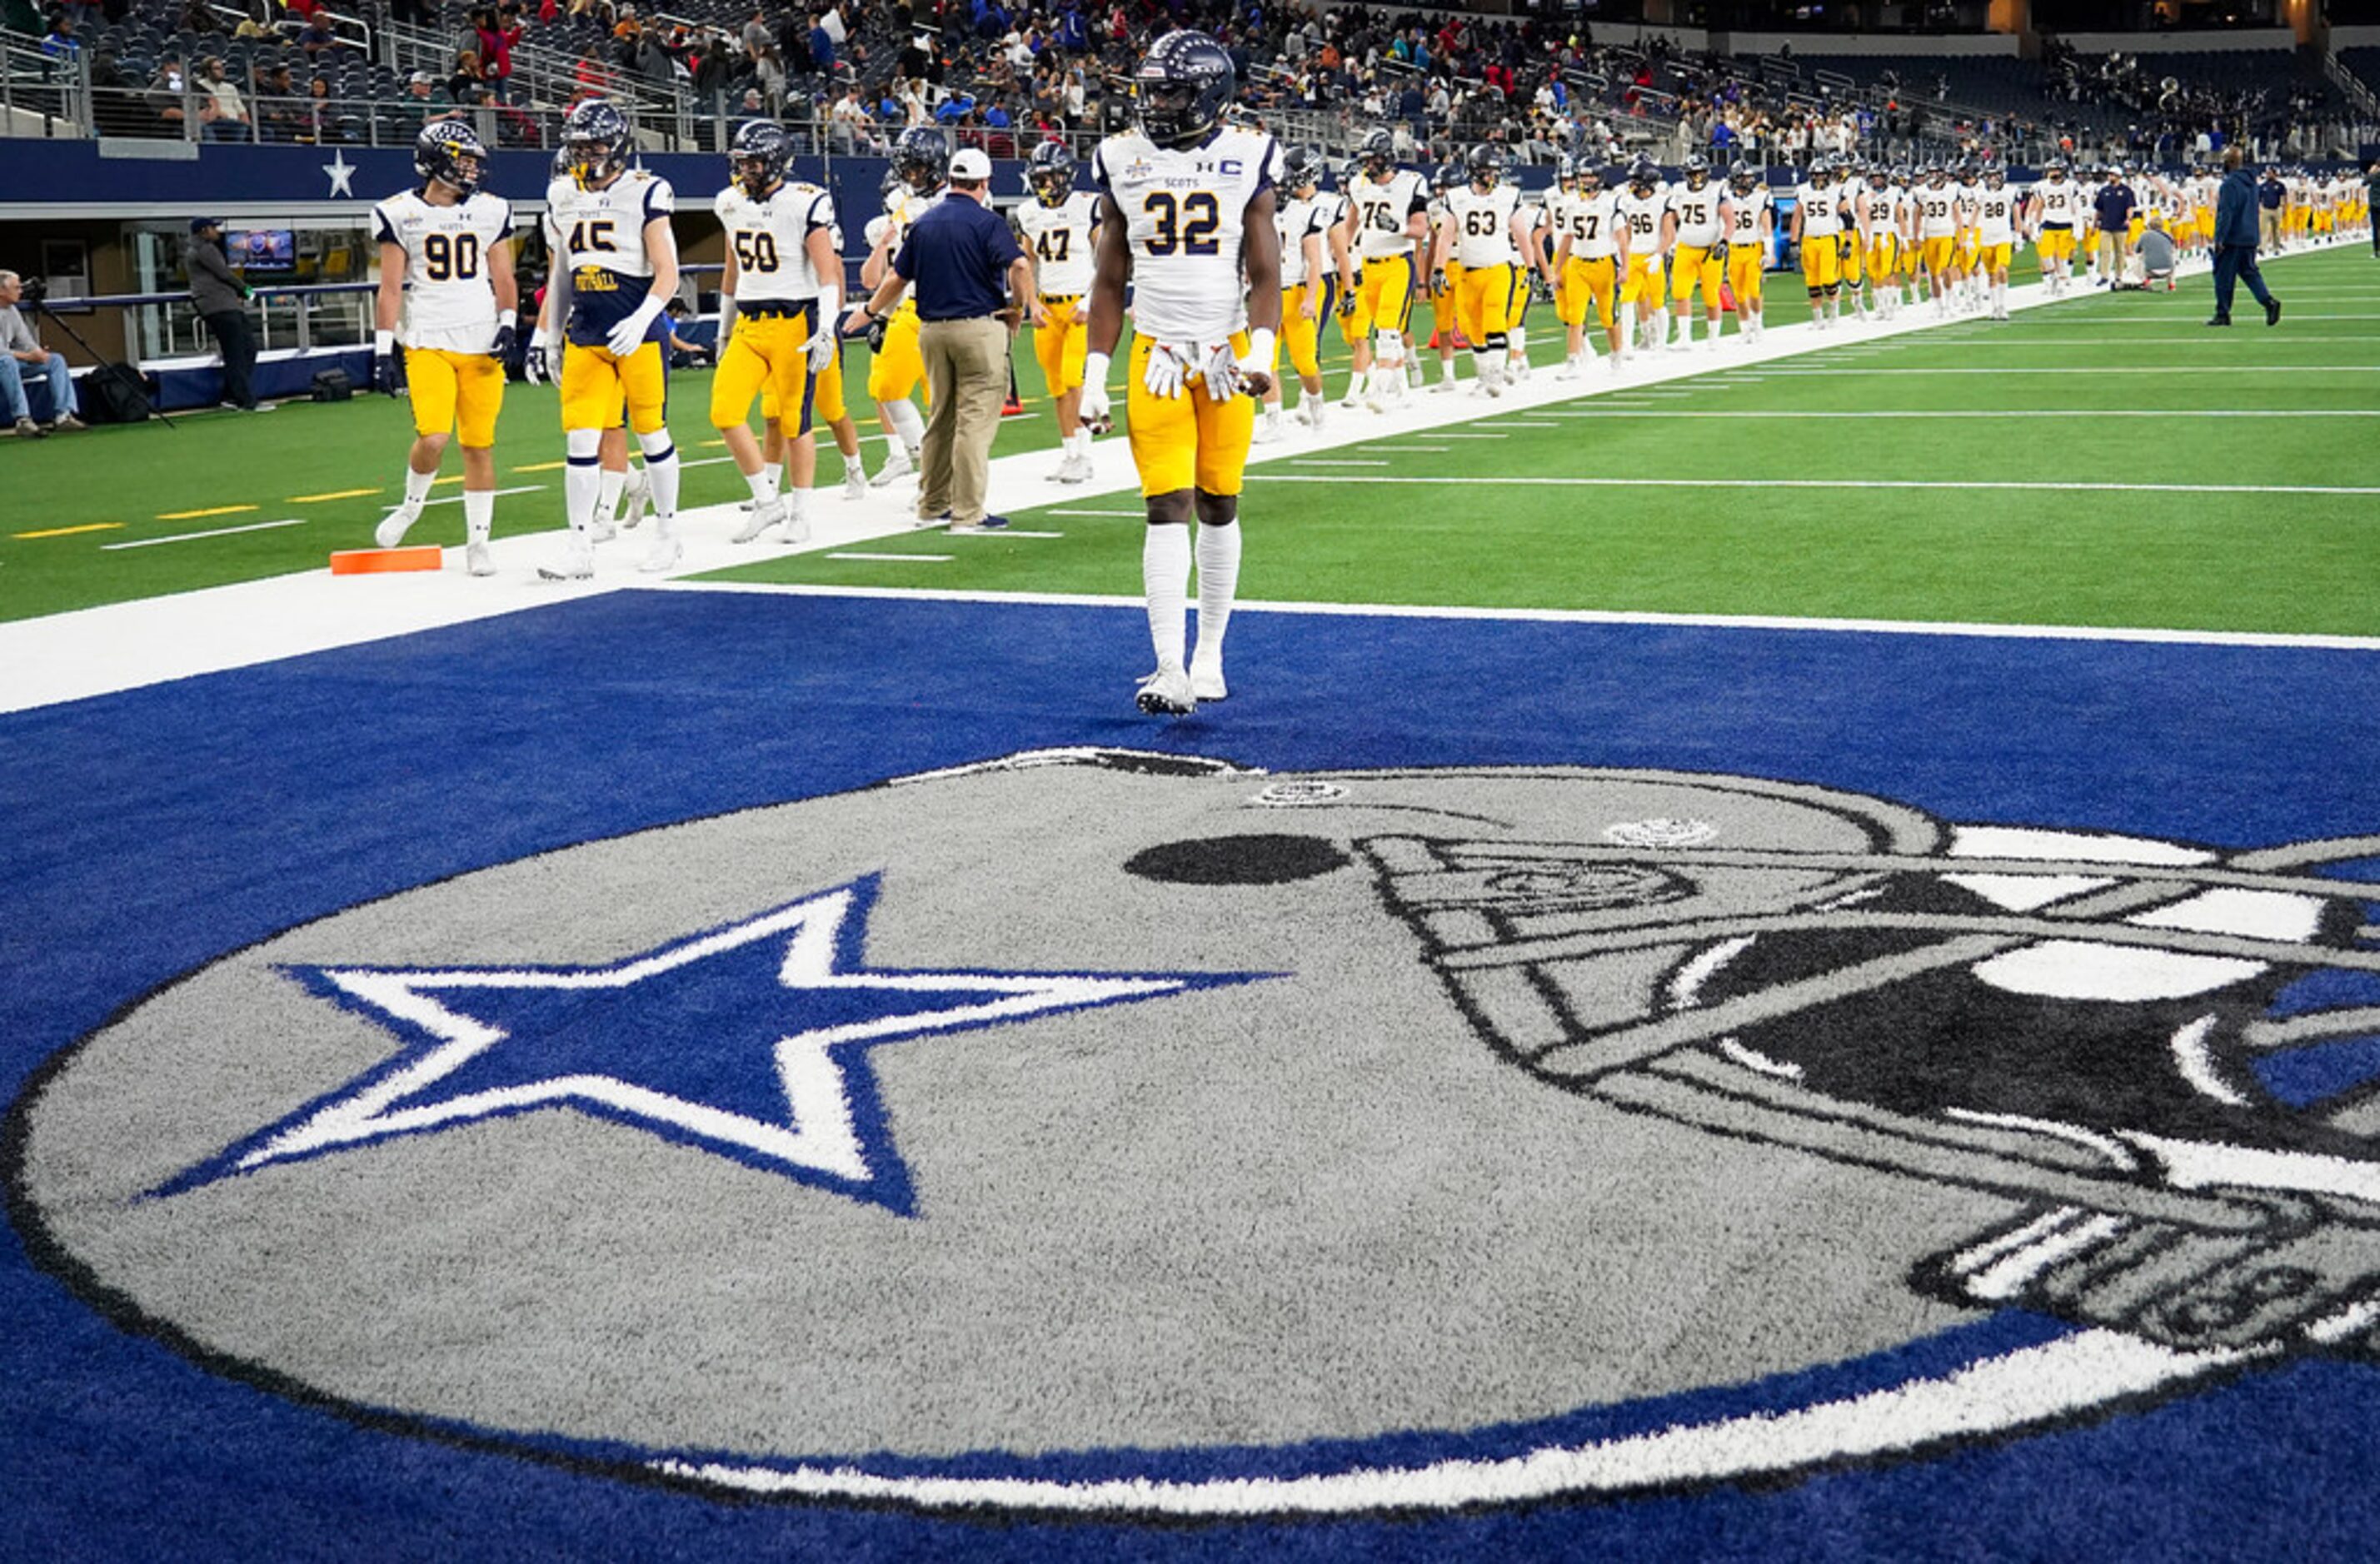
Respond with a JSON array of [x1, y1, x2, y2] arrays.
[[18, 275, 47, 307]]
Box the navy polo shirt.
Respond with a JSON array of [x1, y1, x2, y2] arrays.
[[893, 192, 1025, 321], [2093, 182, 2135, 231]]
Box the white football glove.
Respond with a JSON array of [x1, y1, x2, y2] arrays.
[[1079, 351, 1112, 429], [806, 290, 841, 371], [1142, 341, 1190, 400], [606, 297, 663, 358], [1199, 342, 1241, 403], [526, 331, 560, 385]]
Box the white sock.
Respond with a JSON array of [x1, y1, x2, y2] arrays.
[[886, 398, 925, 453], [786, 486, 809, 524], [461, 487, 493, 546], [1347, 366, 1367, 399], [638, 429, 681, 532], [401, 466, 437, 509], [1193, 520, 1240, 669], [597, 467, 626, 521], [1143, 524, 1191, 670], [1304, 387, 1326, 418], [746, 467, 778, 506], [563, 428, 603, 539], [838, 447, 865, 482]]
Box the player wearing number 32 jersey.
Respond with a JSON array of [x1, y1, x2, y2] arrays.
[[535, 97, 683, 580], [1084, 29, 1282, 719], [370, 120, 518, 575]]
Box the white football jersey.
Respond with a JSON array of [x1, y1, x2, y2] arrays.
[[1090, 124, 1280, 342], [372, 187, 511, 352], [546, 169, 673, 279], [1793, 182, 1843, 239], [1444, 182, 1521, 268], [1914, 183, 1958, 238], [1273, 192, 1330, 287], [1955, 182, 1983, 229], [1859, 183, 1899, 239], [714, 180, 833, 302], [1348, 167, 1429, 259], [1015, 189, 1100, 296], [2033, 178, 2083, 224], [1727, 185, 1771, 248], [1614, 183, 1669, 254], [1551, 187, 1620, 260], [1665, 179, 1726, 247], [1975, 186, 2017, 244]]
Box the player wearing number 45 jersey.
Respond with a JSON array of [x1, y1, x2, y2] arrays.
[[714, 118, 841, 548], [1084, 29, 1281, 718], [534, 97, 684, 579], [371, 120, 517, 575]]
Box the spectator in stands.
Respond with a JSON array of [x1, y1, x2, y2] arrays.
[[808, 10, 835, 75], [91, 51, 157, 137], [186, 219, 266, 412], [448, 49, 487, 104], [196, 56, 252, 141], [145, 54, 188, 130], [41, 12, 80, 60], [0, 271, 84, 438], [296, 12, 339, 60], [180, 0, 218, 34], [830, 82, 876, 151], [253, 61, 302, 142], [300, 72, 341, 142], [232, 3, 273, 42]]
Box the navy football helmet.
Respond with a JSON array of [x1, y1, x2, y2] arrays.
[[729, 119, 792, 198], [416, 118, 486, 198], [1132, 30, 1234, 150], [1628, 157, 1659, 193], [563, 98, 631, 187], [1466, 142, 1504, 192], [1025, 139, 1075, 207], [1681, 153, 1710, 189], [1358, 126, 1396, 179], [892, 125, 949, 194], [1729, 159, 1757, 195], [1281, 142, 1323, 193]]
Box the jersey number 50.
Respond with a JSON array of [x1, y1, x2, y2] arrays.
[[733, 231, 781, 271], [1142, 191, 1220, 257]]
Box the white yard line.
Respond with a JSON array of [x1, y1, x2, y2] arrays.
[[102, 517, 308, 550], [1549, 408, 2380, 419], [3, 237, 2367, 715], [827, 550, 951, 562], [1759, 365, 2380, 375], [422, 484, 545, 506]]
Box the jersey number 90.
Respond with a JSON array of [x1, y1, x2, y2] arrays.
[[422, 232, 481, 282]]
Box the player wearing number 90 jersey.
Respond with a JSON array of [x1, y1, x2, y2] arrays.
[[369, 120, 516, 575], [1084, 29, 1282, 720], [536, 97, 682, 580]]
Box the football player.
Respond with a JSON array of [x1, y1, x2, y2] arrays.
[[1789, 157, 1844, 327], [1664, 154, 1729, 351], [1952, 162, 1983, 311], [1614, 157, 1670, 351], [1913, 164, 1960, 316], [861, 130, 947, 487], [1549, 157, 1626, 375], [1080, 29, 1280, 717], [1834, 165, 1865, 319], [1424, 160, 1466, 392], [532, 97, 683, 579], [370, 120, 516, 575], [1975, 167, 2017, 321], [1723, 161, 1769, 341], [1260, 143, 1333, 438], [1509, 167, 1550, 381], [1330, 155, 1365, 394], [1014, 139, 1102, 481], [711, 119, 839, 547], [2028, 158, 2082, 296], [1855, 167, 1903, 321], [1343, 127, 1429, 411], [1429, 144, 1530, 395]]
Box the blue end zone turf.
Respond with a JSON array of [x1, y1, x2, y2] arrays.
[[5, 589, 2380, 1561]]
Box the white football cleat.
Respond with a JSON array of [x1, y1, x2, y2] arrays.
[[1189, 658, 1228, 702], [842, 466, 868, 500], [591, 515, 618, 544], [639, 537, 682, 574], [1056, 452, 1095, 484], [465, 542, 495, 577], [1135, 664, 1196, 717], [619, 469, 649, 529], [1251, 416, 1280, 443], [373, 503, 422, 550], [871, 444, 916, 486], [732, 497, 786, 543], [537, 540, 595, 581], [778, 508, 812, 545]]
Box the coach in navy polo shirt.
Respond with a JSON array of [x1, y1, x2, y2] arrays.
[[2092, 167, 2135, 286], [848, 147, 1034, 532]]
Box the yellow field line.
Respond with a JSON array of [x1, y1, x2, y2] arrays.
[[511, 461, 567, 472], [14, 522, 126, 539], [156, 504, 257, 521], [289, 487, 382, 503], [432, 475, 466, 486]]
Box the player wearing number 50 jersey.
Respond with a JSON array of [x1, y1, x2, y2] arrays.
[[1084, 29, 1282, 719], [713, 118, 840, 550], [370, 120, 517, 575], [1014, 140, 1103, 483], [534, 97, 683, 580]]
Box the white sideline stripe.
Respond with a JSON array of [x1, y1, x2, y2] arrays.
[[1246, 474, 2380, 496], [826, 550, 951, 562], [102, 517, 307, 550], [1361, 444, 1452, 451], [1549, 408, 2380, 419], [1759, 365, 2380, 375], [949, 530, 1064, 539], [1425, 431, 1509, 439], [647, 580, 2380, 653], [1285, 458, 1390, 466], [1913, 330, 2380, 340], [6, 237, 2368, 715]]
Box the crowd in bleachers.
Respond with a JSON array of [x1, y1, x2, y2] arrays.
[[7, 0, 2374, 167]]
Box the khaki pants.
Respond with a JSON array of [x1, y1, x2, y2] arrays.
[[2259, 209, 2282, 250], [917, 316, 1010, 525], [2097, 229, 2128, 275]]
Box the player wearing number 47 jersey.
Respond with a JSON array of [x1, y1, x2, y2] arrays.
[[534, 97, 684, 580], [1015, 139, 1102, 483], [1084, 28, 1282, 718], [714, 118, 841, 547], [371, 120, 517, 575]]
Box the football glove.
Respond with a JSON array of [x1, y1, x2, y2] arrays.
[[606, 296, 663, 358], [1198, 341, 1241, 402], [1142, 341, 1190, 400], [866, 315, 889, 353], [1429, 267, 1450, 298], [372, 329, 403, 396], [1337, 282, 1360, 318], [806, 290, 841, 371], [489, 322, 516, 363], [1079, 351, 1112, 431], [527, 330, 561, 385]]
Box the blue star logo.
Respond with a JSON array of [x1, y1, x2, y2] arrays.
[[153, 876, 1269, 1214]]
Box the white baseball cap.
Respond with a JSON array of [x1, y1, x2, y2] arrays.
[[949, 147, 991, 181]]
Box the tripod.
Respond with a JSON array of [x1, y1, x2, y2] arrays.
[[27, 291, 177, 429]]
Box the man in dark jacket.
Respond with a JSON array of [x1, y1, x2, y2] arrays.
[[187, 217, 270, 410], [2208, 148, 2279, 328]]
